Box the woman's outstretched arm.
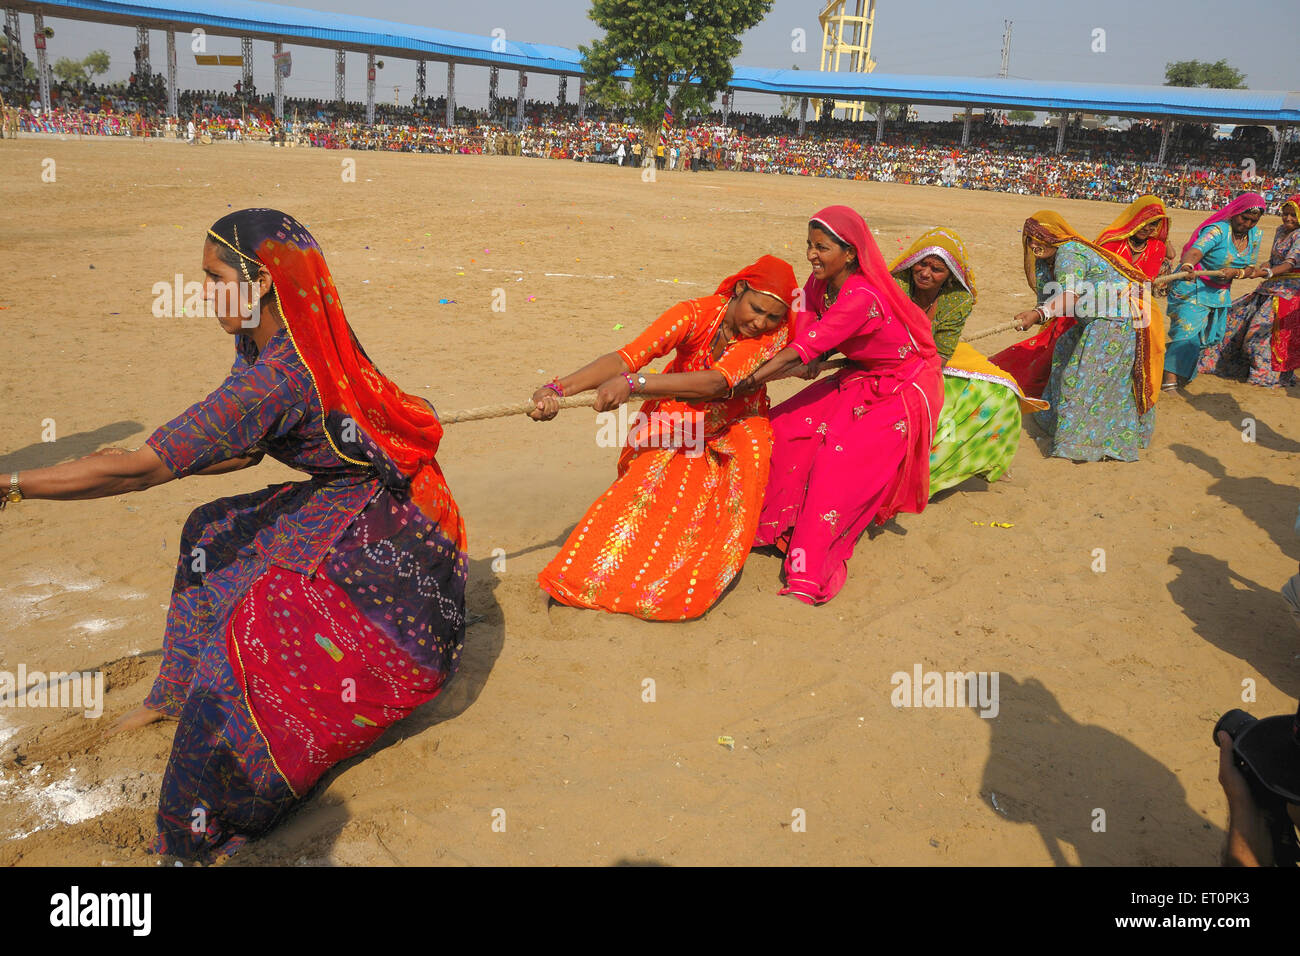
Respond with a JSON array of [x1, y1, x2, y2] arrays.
[[529, 352, 631, 420], [11, 446, 177, 500], [729, 346, 807, 394]]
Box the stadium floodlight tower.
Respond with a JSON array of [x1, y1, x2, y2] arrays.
[[818, 0, 877, 122]]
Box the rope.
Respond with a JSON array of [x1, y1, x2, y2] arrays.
[[813, 318, 1027, 374], [439, 320, 1032, 424], [1150, 267, 1235, 288], [439, 393, 597, 424], [964, 318, 1025, 342]]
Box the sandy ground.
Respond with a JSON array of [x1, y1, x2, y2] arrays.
[[0, 135, 1296, 867]]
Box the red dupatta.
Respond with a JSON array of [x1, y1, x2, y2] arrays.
[[1269, 195, 1300, 372], [207, 208, 465, 550], [715, 254, 799, 308], [1096, 195, 1170, 280]]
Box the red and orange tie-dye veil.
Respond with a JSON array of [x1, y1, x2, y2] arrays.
[[206, 208, 465, 549]]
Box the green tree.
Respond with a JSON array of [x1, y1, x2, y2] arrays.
[[1203, 59, 1246, 89], [52, 56, 88, 85], [778, 63, 799, 119], [580, 0, 773, 158], [1007, 109, 1036, 123], [1164, 59, 1246, 89], [82, 50, 110, 78], [863, 101, 906, 122]]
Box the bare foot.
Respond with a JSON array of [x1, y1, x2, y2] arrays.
[[106, 705, 167, 737]]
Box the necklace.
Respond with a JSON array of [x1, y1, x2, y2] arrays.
[[711, 302, 734, 358]]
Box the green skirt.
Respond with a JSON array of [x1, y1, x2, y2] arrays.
[[929, 372, 1022, 496]]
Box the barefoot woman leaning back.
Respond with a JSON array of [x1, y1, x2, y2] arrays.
[[2, 209, 468, 862]]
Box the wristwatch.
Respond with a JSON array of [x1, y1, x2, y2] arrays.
[[2, 472, 22, 509]]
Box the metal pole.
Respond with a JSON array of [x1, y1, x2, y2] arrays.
[[576, 77, 585, 120], [558, 74, 567, 107], [962, 106, 973, 146], [166, 31, 177, 116], [1055, 113, 1067, 154], [876, 101, 885, 144], [241, 37, 253, 95], [33, 11, 49, 112], [722, 90, 730, 126], [335, 49, 345, 103], [1157, 119, 1172, 165], [798, 96, 807, 137], [445, 61, 455, 127], [489, 65, 499, 115], [273, 40, 283, 121], [135, 25, 149, 80], [4, 9, 20, 75], [415, 59, 425, 103], [365, 52, 375, 123], [515, 70, 526, 128], [1272, 128, 1285, 171]]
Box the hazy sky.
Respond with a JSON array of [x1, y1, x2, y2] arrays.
[[16, 0, 1298, 115]]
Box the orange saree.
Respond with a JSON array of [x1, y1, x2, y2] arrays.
[[538, 295, 790, 620]]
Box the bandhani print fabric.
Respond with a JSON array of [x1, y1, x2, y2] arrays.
[[539, 293, 790, 620], [143, 209, 467, 861]]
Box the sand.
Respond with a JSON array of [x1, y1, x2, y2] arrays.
[[0, 135, 1296, 866]]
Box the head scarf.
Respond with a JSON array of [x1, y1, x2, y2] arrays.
[[1180, 192, 1266, 257], [716, 254, 798, 309], [808, 205, 938, 364], [1096, 195, 1170, 246], [1095, 196, 1170, 280], [1021, 211, 1166, 415], [206, 208, 464, 545], [1282, 195, 1300, 221], [888, 227, 977, 298]]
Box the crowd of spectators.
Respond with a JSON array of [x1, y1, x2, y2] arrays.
[[4, 72, 1296, 213]]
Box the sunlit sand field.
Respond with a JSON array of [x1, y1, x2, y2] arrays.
[[1, 135, 1295, 865]]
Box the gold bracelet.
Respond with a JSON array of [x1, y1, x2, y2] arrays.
[[2, 471, 21, 509]]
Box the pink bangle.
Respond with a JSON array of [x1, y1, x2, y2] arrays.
[[542, 379, 564, 397]]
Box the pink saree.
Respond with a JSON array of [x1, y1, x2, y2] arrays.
[[754, 272, 943, 604]]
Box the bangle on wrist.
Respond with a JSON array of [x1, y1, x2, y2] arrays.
[[542, 379, 564, 398], [623, 372, 648, 395], [1, 471, 22, 510]]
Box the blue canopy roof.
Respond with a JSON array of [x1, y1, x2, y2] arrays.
[[11, 0, 1300, 123]]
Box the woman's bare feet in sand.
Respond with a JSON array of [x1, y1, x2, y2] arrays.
[[106, 705, 167, 736]]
